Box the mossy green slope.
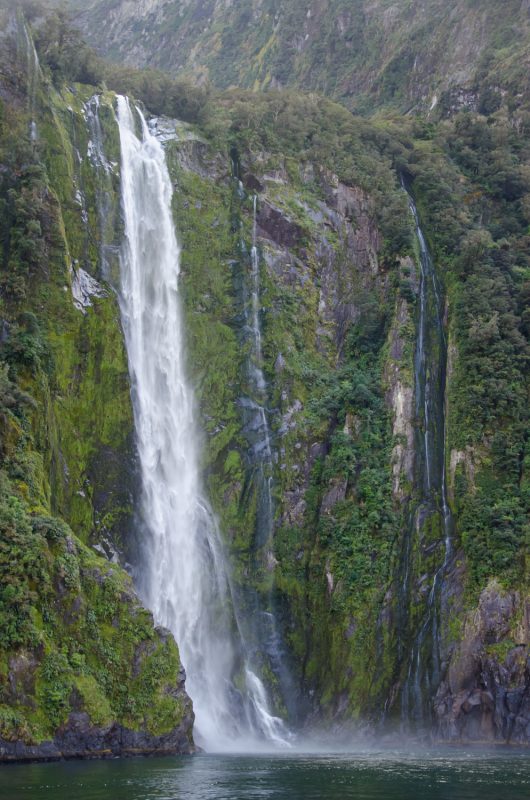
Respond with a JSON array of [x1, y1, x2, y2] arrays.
[[0, 8, 194, 757], [1, 0, 529, 747]]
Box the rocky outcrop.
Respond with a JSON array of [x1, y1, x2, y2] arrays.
[[0, 711, 195, 762], [257, 202, 306, 250], [385, 285, 415, 500], [435, 582, 530, 744]]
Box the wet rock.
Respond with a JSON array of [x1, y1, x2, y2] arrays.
[[326, 565, 334, 595], [0, 711, 196, 762], [440, 86, 479, 115], [385, 296, 414, 499], [71, 265, 106, 313], [274, 352, 286, 373], [278, 399, 303, 435], [321, 477, 348, 514], [343, 412, 361, 438], [435, 582, 530, 744], [282, 489, 307, 526], [243, 172, 264, 193], [449, 446, 476, 499], [257, 201, 305, 249], [7, 654, 38, 707]]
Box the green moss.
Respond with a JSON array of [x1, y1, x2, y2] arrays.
[[0, 39, 191, 747], [75, 675, 113, 726]]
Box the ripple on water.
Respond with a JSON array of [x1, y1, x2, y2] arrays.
[[2, 750, 530, 800]]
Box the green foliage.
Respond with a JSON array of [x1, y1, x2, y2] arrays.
[[405, 108, 530, 594], [460, 489, 528, 587], [0, 22, 191, 747], [38, 652, 72, 729], [33, 7, 104, 87], [105, 67, 212, 126], [0, 462, 189, 742], [0, 487, 49, 649], [3, 0, 528, 733], [211, 89, 396, 197], [0, 134, 50, 304]]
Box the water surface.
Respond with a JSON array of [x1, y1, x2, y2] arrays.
[[1, 749, 529, 800]]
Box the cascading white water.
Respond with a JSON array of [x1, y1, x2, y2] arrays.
[[247, 196, 274, 541], [407, 193, 453, 566], [116, 96, 288, 751]]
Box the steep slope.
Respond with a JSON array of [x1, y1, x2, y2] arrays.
[[0, 6, 194, 759], [70, 0, 530, 115], [168, 94, 530, 738], [1, 2, 529, 751]]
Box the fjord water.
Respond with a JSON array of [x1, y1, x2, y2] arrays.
[[115, 97, 286, 750], [2, 750, 530, 800]]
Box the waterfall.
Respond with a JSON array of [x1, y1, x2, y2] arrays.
[[115, 96, 288, 750], [237, 196, 300, 723], [18, 12, 41, 142], [400, 184, 454, 724], [246, 196, 274, 547], [85, 95, 118, 281]]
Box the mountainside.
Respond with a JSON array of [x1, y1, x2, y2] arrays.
[[0, 4, 195, 759], [71, 0, 530, 115], [0, 1, 529, 756]]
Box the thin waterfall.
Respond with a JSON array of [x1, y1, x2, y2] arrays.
[[246, 196, 274, 546], [85, 95, 118, 281], [400, 184, 454, 724], [18, 11, 41, 142], [115, 96, 288, 750], [238, 196, 300, 723]]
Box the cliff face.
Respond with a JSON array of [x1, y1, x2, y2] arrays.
[[166, 128, 403, 721], [0, 3, 528, 751], [163, 98, 529, 738], [71, 0, 530, 115], [0, 8, 194, 759]]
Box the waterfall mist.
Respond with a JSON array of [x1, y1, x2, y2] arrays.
[[115, 96, 289, 751]]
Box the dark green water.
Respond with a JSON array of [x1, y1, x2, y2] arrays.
[[1, 750, 529, 800]]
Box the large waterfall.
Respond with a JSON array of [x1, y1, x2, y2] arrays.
[[115, 96, 288, 750]]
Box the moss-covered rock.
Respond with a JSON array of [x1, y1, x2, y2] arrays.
[[1, 1, 528, 751], [0, 9, 194, 759]]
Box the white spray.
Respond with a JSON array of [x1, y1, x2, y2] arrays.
[[116, 96, 288, 751]]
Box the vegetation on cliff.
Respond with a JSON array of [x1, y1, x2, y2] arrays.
[[0, 5, 194, 755], [71, 0, 530, 118], [0, 0, 528, 746]]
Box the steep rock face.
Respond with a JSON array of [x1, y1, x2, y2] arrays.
[[162, 119, 408, 721], [1, 3, 528, 748], [71, 0, 530, 115], [98, 106, 529, 738], [435, 583, 530, 744], [0, 10, 194, 758], [169, 108, 528, 735]]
